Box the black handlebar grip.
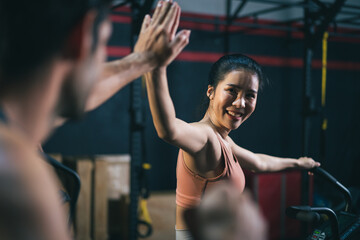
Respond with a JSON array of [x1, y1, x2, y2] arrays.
[[286, 206, 321, 223], [310, 167, 339, 184]]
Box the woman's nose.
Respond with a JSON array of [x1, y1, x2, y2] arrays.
[[232, 95, 246, 108]]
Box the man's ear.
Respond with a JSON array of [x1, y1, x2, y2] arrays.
[[207, 85, 214, 100], [62, 10, 97, 61]]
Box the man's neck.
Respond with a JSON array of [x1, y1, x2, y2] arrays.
[[2, 96, 54, 148], [1, 62, 68, 148]]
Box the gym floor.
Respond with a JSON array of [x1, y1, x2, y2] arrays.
[[145, 191, 176, 240]]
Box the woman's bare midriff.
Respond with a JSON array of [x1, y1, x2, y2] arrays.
[[176, 205, 189, 229]]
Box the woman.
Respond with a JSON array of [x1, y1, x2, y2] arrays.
[[145, 53, 320, 239]]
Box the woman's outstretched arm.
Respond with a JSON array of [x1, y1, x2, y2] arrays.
[[145, 67, 210, 155], [227, 136, 320, 172]]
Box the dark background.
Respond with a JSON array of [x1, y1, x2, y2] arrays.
[[44, 9, 360, 192]]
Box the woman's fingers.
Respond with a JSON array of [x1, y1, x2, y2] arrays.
[[151, 1, 163, 24], [152, 0, 173, 26], [169, 3, 181, 41], [299, 157, 320, 169], [171, 30, 190, 55], [161, 3, 178, 35]]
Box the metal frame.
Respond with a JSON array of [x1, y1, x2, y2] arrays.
[[225, 0, 360, 36], [224, 0, 351, 165], [225, 0, 350, 238], [112, 1, 360, 38], [112, 1, 154, 240], [128, 2, 155, 239]]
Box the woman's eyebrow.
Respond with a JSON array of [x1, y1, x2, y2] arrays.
[[226, 83, 241, 88], [226, 84, 258, 93], [248, 89, 258, 94]]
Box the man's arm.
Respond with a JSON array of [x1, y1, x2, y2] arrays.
[[54, 1, 183, 127], [85, 52, 155, 111], [86, 0, 183, 112], [0, 128, 71, 240]]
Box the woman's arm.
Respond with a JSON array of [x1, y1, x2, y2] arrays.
[[145, 67, 210, 155], [144, 4, 212, 155], [227, 137, 320, 172]]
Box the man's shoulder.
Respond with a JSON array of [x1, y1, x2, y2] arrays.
[[0, 123, 40, 172], [0, 122, 30, 147], [0, 124, 66, 240]]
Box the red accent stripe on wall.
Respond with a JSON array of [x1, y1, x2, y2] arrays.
[[326, 60, 360, 71], [112, 6, 131, 13], [176, 51, 223, 62], [110, 11, 360, 43], [110, 15, 131, 24], [107, 46, 131, 56], [107, 47, 360, 71], [180, 20, 216, 31], [249, 55, 303, 68]]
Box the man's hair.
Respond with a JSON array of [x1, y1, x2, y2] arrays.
[[0, 0, 111, 89]]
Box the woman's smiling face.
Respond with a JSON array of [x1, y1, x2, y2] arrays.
[[207, 70, 259, 132]]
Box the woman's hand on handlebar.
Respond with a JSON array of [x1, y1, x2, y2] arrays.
[[297, 157, 321, 169]]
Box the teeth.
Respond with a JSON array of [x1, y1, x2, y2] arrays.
[[227, 111, 242, 117]]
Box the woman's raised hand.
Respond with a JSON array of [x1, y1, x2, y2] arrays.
[[134, 1, 190, 68]]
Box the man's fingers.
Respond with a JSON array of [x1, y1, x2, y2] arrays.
[[140, 14, 151, 33], [152, 0, 172, 25]]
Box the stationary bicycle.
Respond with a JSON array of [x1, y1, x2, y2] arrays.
[[286, 167, 360, 240]]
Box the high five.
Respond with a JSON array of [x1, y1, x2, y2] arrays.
[[144, 5, 320, 239]]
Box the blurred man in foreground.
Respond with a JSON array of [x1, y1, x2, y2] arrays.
[[0, 0, 189, 238]]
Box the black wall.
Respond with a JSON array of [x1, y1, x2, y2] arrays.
[[44, 12, 360, 191]]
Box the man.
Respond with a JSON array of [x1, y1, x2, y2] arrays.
[[184, 183, 268, 240], [0, 0, 189, 239]]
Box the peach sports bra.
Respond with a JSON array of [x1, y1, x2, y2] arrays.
[[176, 133, 245, 208]]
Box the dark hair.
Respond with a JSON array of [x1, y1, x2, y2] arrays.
[[0, 0, 111, 89], [208, 53, 267, 90], [197, 54, 267, 117]]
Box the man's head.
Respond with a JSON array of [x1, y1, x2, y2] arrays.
[[184, 183, 268, 240], [0, 0, 112, 119]]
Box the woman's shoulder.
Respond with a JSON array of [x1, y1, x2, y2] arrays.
[[188, 121, 220, 147], [189, 121, 217, 137]]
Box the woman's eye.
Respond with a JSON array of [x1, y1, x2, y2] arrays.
[[227, 88, 236, 94], [246, 94, 256, 99]]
